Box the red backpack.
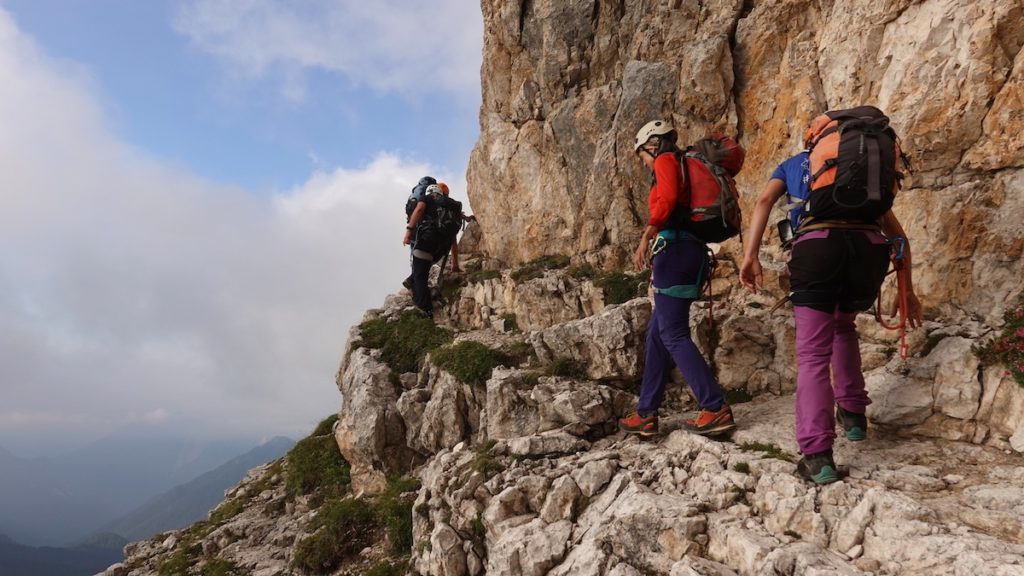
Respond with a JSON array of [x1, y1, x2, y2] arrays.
[[680, 133, 745, 243]]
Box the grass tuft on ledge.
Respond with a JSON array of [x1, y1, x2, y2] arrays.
[[432, 341, 506, 387], [355, 310, 454, 374]]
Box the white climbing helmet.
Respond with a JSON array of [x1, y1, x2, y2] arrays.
[[634, 119, 675, 152], [425, 184, 443, 196]]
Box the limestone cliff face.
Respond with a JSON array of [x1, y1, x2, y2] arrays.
[[467, 0, 1024, 323]]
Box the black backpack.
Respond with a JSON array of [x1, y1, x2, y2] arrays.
[[413, 191, 464, 262], [405, 176, 436, 219], [805, 106, 906, 223]]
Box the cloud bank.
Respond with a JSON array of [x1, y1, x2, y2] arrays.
[[173, 0, 483, 101], [0, 9, 466, 453]]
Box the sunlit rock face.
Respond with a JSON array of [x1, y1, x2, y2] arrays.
[[468, 0, 1024, 323]]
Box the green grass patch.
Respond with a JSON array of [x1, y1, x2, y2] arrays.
[[471, 513, 486, 545], [292, 498, 378, 574], [366, 560, 407, 576], [355, 309, 454, 373], [432, 341, 506, 387], [542, 357, 586, 379], [738, 442, 794, 462], [376, 476, 421, 556], [594, 271, 649, 305], [467, 268, 502, 283], [469, 439, 504, 478], [500, 313, 520, 332], [733, 462, 751, 474], [208, 497, 246, 525], [286, 415, 350, 498], [567, 262, 597, 279], [501, 340, 536, 366], [158, 549, 189, 576], [438, 276, 464, 303], [511, 255, 571, 282], [723, 388, 753, 405]]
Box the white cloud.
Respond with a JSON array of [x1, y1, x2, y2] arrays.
[[172, 0, 483, 101], [0, 8, 461, 452]]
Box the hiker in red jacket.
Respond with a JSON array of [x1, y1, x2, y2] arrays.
[[618, 120, 737, 437]]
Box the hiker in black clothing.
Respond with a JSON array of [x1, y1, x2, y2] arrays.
[[436, 181, 475, 273], [403, 183, 440, 318], [402, 181, 466, 319]]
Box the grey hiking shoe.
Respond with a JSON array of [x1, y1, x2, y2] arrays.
[[796, 451, 839, 485], [836, 404, 867, 441]]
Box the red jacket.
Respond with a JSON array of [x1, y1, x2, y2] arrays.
[[647, 152, 688, 229]]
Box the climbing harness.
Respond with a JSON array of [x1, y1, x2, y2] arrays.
[[649, 229, 718, 330], [875, 236, 911, 359]]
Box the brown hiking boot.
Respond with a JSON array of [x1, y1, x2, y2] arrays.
[[618, 410, 659, 436], [683, 404, 737, 436]]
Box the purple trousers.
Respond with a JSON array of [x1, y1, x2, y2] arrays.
[[637, 238, 724, 415], [794, 306, 872, 454], [790, 230, 887, 454]]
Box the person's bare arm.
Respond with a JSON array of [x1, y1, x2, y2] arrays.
[[403, 201, 427, 245], [739, 179, 786, 291], [880, 210, 923, 328]]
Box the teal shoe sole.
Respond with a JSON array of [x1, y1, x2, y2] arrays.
[[845, 427, 866, 441], [810, 466, 839, 484]]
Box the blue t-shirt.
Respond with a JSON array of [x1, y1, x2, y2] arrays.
[[771, 151, 810, 229]]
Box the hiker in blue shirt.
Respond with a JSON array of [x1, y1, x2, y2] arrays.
[[741, 148, 922, 484]]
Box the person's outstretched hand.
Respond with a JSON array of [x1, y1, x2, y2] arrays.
[[739, 256, 763, 292], [633, 240, 649, 271], [893, 291, 924, 329]]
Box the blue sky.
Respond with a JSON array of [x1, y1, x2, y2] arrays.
[[3, 0, 481, 190], [0, 1, 483, 455]]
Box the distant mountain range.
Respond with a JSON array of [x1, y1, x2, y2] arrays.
[[0, 532, 126, 576], [0, 437, 294, 576], [97, 436, 294, 541], [0, 430, 266, 546]]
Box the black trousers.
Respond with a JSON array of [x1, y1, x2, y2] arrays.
[[410, 254, 433, 315], [788, 229, 890, 313]]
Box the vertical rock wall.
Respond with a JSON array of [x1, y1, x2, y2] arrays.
[[468, 0, 1024, 323]]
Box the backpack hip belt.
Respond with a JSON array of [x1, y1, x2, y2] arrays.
[[794, 219, 883, 236]]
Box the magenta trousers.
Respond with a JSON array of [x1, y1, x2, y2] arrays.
[[793, 306, 872, 454]]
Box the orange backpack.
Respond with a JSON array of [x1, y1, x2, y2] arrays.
[[804, 106, 905, 224], [680, 133, 745, 243]]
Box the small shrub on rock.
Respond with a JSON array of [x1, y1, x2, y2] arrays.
[[286, 415, 350, 498], [432, 341, 506, 387], [543, 357, 586, 379], [979, 302, 1024, 387], [376, 476, 421, 555], [595, 271, 649, 305], [292, 498, 377, 574], [356, 310, 453, 373], [511, 254, 570, 282]]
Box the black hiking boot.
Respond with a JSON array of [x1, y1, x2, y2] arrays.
[[835, 404, 867, 441], [796, 450, 839, 485]]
